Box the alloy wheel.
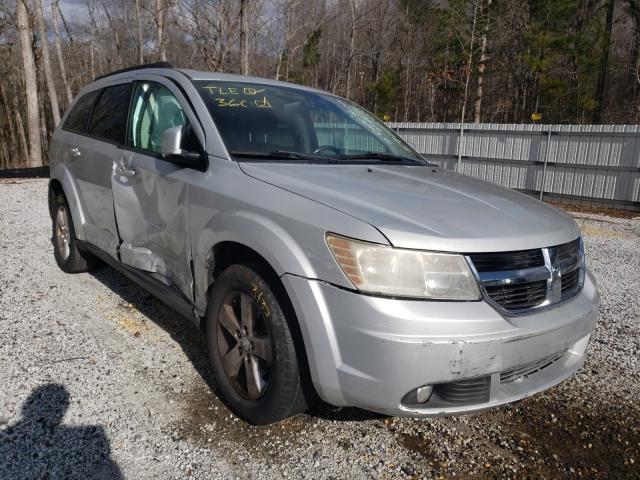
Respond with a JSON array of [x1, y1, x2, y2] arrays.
[[217, 291, 273, 400], [55, 206, 71, 260]]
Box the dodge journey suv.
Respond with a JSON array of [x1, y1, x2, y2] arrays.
[[48, 63, 600, 424]]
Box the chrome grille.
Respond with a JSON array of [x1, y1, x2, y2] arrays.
[[467, 238, 585, 315]]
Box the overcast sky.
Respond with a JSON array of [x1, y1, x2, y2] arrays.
[[51, 0, 90, 23]]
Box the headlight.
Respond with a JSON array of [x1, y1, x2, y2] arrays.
[[326, 233, 480, 300]]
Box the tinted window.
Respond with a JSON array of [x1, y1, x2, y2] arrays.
[[128, 81, 199, 154], [63, 90, 101, 133], [88, 83, 132, 143]]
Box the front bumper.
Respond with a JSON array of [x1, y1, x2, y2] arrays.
[[282, 269, 599, 416]]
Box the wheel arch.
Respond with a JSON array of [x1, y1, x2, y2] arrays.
[[203, 240, 319, 405], [48, 164, 87, 241]]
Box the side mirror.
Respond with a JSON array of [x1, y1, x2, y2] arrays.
[[160, 125, 208, 171], [161, 125, 184, 158]]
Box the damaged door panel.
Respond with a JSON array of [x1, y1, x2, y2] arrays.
[[112, 148, 193, 301], [111, 79, 199, 302]]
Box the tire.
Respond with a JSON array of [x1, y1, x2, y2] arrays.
[[51, 193, 96, 273], [206, 264, 307, 424]]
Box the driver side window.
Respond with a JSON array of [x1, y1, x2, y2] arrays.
[[129, 82, 197, 154]]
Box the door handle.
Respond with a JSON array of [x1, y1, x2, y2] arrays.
[[70, 147, 81, 157], [116, 165, 136, 177]]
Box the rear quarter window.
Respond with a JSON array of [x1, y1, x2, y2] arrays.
[[63, 90, 101, 133], [88, 83, 132, 144]]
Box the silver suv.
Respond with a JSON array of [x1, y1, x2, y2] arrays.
[[48, 63, 600, 424]]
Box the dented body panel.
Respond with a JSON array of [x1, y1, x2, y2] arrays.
[[48, 66, 600, 417]]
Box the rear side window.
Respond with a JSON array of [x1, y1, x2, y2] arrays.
[[88, 83, 133, 144], [63, 90, 101, 133]]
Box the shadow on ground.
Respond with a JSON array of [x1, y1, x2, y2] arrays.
[[0, 384, 123, 480]]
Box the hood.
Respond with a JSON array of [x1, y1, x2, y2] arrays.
[[239, 162, 580, 253]]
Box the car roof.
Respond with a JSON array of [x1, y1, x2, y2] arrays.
[[88, 63, 329, 96]]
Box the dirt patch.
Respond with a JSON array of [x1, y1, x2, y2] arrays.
[[172, 379, 325, 463], [481, 393, 639, 479], [387, 387, 639, 480], [578, 225, 632, 238], [548, 200, 640, 219]]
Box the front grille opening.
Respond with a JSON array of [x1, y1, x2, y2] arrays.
[[556, 238, 581, 261], [500, 350, 567, 384], [469, 249, 544, 272], [485, 280, 547, 310], [561, 269, 580, 297]]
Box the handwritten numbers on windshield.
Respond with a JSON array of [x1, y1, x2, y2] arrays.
[[254, 96, 272, 108], [214, 98, 247, 108], [203, 85, 272, 109]]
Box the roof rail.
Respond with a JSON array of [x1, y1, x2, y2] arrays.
[[93, 62, 174, 81]]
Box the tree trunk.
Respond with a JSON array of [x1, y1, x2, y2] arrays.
[[36, 0, 61, 127], [593, 0, 614, 124], [239, 0, 249, 75], [13, 91, 29, 166], [52, 1, 73, 106], [0, 83, 18, 159], [135, 0, 144, 64], [17, 0, 43, 167], [103, 4, 123, 69], [156, 0, 167, 61], [474, 0, 491, 124], [460, 0, 480, 124], [345, 0, 357, 100]]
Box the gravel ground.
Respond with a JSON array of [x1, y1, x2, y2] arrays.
[[1, 178, 638, 480]]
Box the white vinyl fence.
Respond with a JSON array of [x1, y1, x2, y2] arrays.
[[389, 123, 640, 210]]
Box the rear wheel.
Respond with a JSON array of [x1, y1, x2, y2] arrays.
[[206, 264, 307, 424], [51, 193, 95, 273]]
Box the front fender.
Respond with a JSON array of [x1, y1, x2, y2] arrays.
[[188, 158, 389, 314]]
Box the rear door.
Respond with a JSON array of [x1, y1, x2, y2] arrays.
[[59, 84, 131, 258], [111, 78, 204, 302]]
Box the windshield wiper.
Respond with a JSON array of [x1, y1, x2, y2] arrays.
[[230, 150, 332, 161], [337, 152, 425, 164]]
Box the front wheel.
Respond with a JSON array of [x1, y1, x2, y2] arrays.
[[206, 264, 307, 424]]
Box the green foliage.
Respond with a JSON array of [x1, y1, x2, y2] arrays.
[[524, 0, 602, 121], [302, 28, 322, 68], [367, 68, 400, 118]]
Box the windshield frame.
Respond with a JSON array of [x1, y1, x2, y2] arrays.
[[192, 79, 429, 166]]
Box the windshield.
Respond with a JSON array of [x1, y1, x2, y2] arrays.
[[194, 80, 425, 164]]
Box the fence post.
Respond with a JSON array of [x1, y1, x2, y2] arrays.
[[457, 123, 464, 172], [539, 128, 553, 201]]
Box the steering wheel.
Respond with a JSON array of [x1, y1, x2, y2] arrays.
[[313, 145, 341, 155]]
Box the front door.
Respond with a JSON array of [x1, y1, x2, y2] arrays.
[[111, 79, 202, 302]]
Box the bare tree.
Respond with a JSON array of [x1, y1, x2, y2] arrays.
[[51, 1, 73, 105], [135, 0, 144, 64], [36, 0, 61, 126], [239, 0, 249, 74], [16, 0, 43, 166], [474, 0, 491, 123], [156, 0, 168, 61]]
